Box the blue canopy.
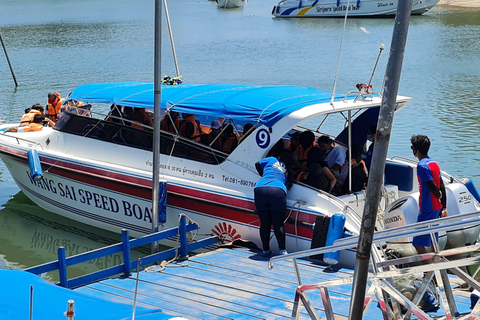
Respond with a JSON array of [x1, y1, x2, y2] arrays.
[[66, 82, 347, 127]]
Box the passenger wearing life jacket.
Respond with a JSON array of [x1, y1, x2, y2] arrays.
[[59, 99, 85, 118], [129, 108, 153, 130], [46, 92, 65, 122], [20, 104, 55, 128], [179, 113, 202, 142], [204, 120, 223, 150], [292, 130, 316, 177], [5, 114, 46, 133], [20, 104, 44, 127], [219, 124, 238, 153], [161, 111, 181, 134]]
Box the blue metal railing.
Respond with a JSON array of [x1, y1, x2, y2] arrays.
[[25, 215, 219, 289]]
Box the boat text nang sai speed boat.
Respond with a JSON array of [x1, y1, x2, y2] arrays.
[[0, 82, 479, 268]]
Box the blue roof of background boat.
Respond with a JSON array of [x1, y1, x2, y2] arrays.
[[65, 82, 346, 127]]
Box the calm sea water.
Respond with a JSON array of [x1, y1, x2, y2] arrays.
[[0, 0, 479, 271]]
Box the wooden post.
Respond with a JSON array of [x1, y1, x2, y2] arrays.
[[0, 33, 18, 87]]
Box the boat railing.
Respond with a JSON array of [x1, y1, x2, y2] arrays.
[[0, 131, 44, 149], [268, 210, 480, 319], [342, 90, 382, 103], [24, 215, 219, 289]]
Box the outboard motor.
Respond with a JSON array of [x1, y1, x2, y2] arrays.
[[383, 195, 446, 257], [444, 183, 480, 249]]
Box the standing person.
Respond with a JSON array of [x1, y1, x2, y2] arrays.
[[254, 150, 294, 256], [410, 135, 448, 257], [46, 92, 65, 122]]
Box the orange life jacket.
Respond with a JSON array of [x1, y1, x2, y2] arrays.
[[222, 136, 238, 153], [47, 97, 65, 120], [20, 109, 42, 127], [17, 122, 44, 132], [179, 117, 201, 142]]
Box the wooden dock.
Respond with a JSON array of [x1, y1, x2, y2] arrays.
[[73, 246, 473, 319]]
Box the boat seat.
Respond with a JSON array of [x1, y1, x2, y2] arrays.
[[384, 162, 414, 192]]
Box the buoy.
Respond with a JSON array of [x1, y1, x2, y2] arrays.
[[27, 149, 43, 181], [323, 213, 346, 265]]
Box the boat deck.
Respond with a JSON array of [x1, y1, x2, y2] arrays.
[[74, 246, 473, 320]]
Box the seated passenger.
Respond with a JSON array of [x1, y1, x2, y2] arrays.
[[105, 104, 123, 123], [267, 139, 287, 158], [220, 124, 238, 153], [317, 135, 346, 178], [60, 99, 87, 118], [130, 108, 153, 130], [338, 145, 368, 195], [297, 147, 336, 193], [179, 113, 202, 142], [5, 114, 46, 133], [204, 120, 223, 149], [292, 130, 316, 176], [288, 131, 300, 153], [241, 123, 254, 139], [161, 111, 181, 134], [20, 104, 54, 127]]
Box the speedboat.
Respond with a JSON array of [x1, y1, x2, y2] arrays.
[[272, 0, 440, 17], [1, 82, 479, 268], [217, 0, 245, 9]]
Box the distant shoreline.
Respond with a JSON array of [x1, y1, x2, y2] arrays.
[[437, 0, 480, 7]]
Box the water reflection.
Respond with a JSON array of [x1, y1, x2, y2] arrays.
[[0, 192, 149, 281]]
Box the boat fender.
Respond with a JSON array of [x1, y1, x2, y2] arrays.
[[323, 213, 346, 265], [464, 179, 480, 203], [158, 181, 167, 223], [27, 149, 43, 181]]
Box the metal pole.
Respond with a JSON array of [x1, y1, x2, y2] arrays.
[[0, 33, 18, 87], [65, 300, 74, 320], [152, 0, 163, 254], [348, 0, 412, 318], [30, 285, 33, 320]]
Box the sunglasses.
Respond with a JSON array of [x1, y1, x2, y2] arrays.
[[411, 146, 417, 153]]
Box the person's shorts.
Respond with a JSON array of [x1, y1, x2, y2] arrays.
[[412, 209, 441, 247]]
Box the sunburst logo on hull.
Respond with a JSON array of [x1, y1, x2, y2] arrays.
[[212, 222, 242, 243]]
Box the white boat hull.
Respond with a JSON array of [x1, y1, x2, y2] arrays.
[[217, 0, 244, 8], [272, 0, 439, 17]]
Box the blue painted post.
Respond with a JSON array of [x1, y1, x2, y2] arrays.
[[121, 229, 132, 276], [179, 215, 188, 258], [58, 247, 68, 288]]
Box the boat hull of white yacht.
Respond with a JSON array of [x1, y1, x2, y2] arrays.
[[272, 0, 439, 17], [1, 82, 479, 268], [217, 0, 244, 8]]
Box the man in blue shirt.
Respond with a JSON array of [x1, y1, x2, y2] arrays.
[[410, 135, 448, 257]]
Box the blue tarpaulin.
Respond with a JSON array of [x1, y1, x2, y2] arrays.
[[65, 82, 347, 127], [0, 270, 174, 320]]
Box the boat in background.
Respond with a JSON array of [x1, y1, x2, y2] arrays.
[[217, 0, 245, 9], [0, 82, 479, 268], [272, 0, 439, 17]]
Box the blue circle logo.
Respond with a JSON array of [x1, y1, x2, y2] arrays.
[[256, 129, 270, 149]]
